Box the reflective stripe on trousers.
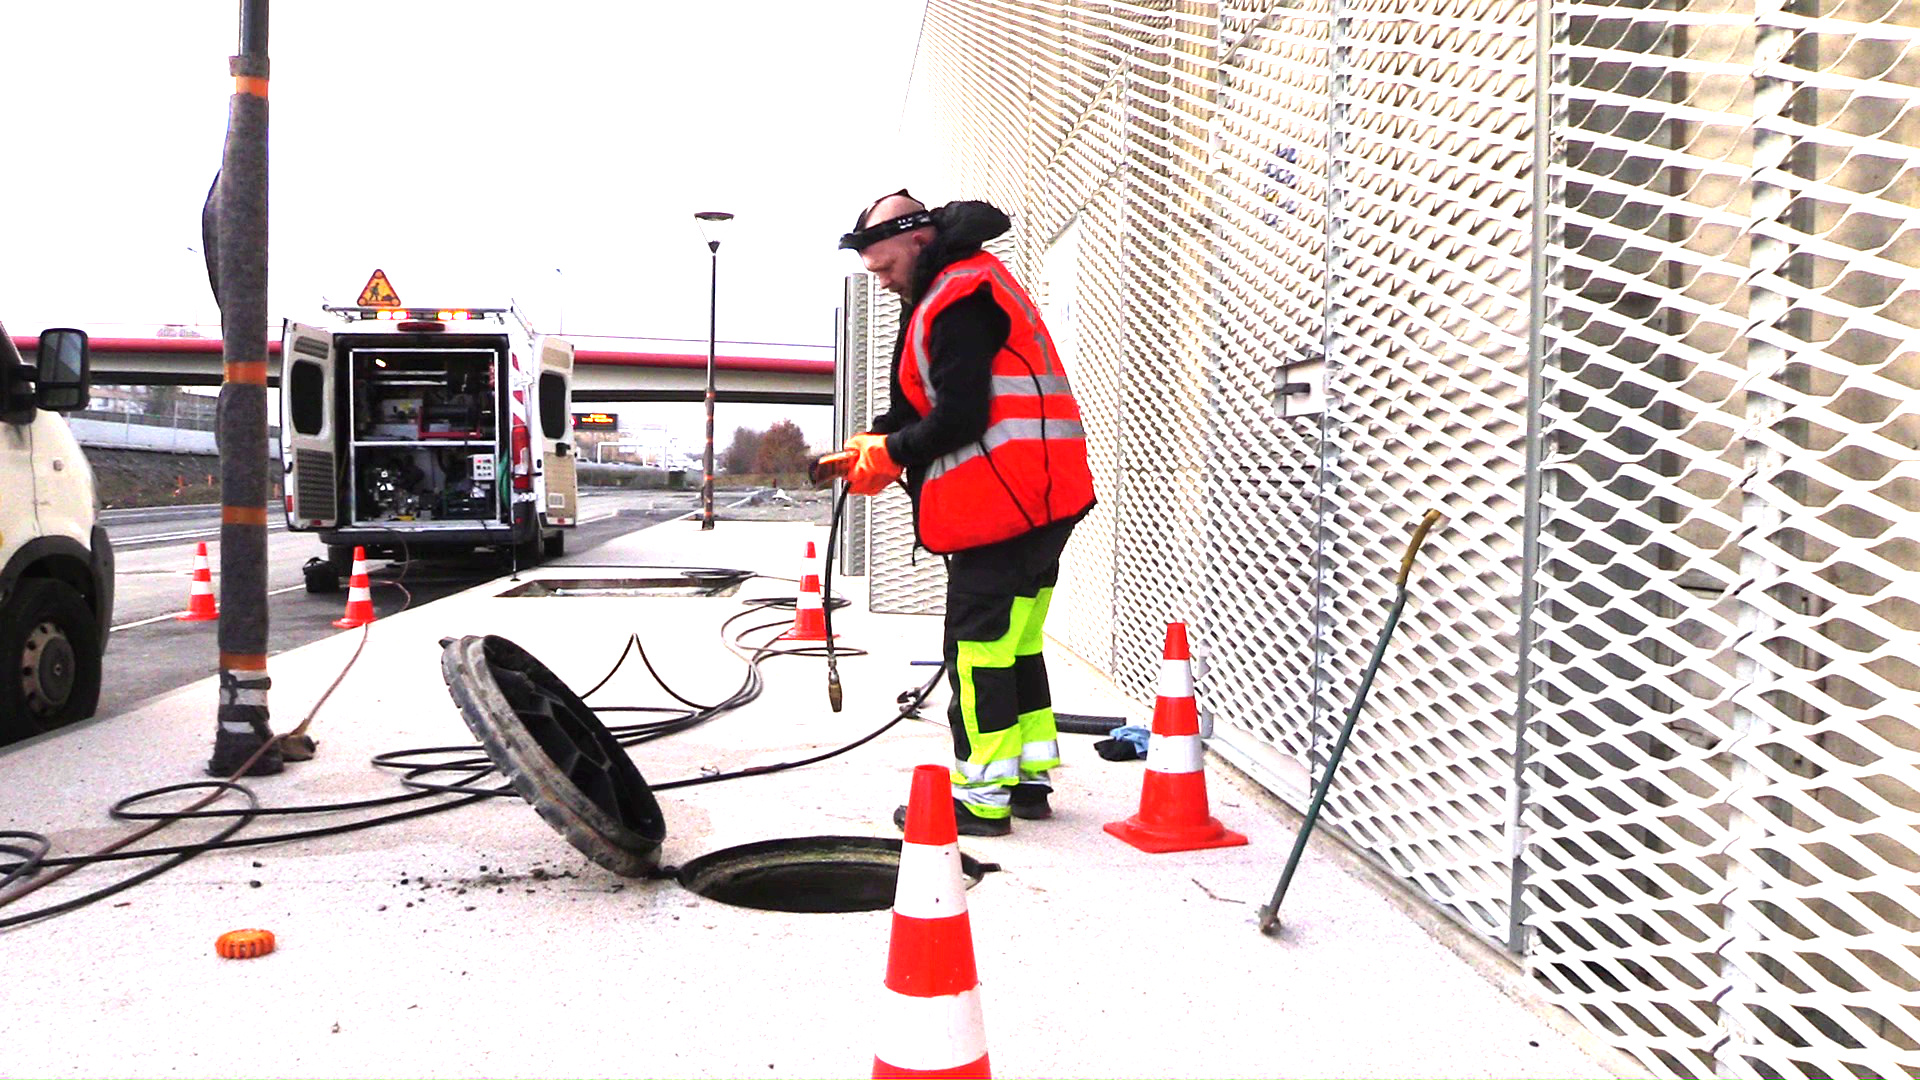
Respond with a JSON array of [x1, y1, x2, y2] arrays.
[[948, 584, 1062, 819]]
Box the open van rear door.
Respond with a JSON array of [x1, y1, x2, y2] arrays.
[[281, 323, 338, 528], [533, 335, 577, 525]]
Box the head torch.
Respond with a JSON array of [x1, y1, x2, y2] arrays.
[[839, 189, 934, 252], [838, 210, 933, 252]]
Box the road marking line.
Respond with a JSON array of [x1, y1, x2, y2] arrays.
[[113, 524, 290, 547], [111, 582, 308, 632]]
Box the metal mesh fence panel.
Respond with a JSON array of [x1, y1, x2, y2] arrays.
[[1105, 5, 1222, 702], [900, 0, 1920, 1072], [1201, 2, 1334, 776], [1308, 0, 1540, 946], [1527, 0, 1920, 1074]]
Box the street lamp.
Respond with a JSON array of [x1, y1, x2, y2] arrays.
[[694, 210, 734, 531]]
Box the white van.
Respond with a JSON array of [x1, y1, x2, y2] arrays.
[[0, 324, 113, 741], [280, 305, 577, 590]]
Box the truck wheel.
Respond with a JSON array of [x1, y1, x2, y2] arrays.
[[542, 531, 566, 558], [0, 579, 102, 742]]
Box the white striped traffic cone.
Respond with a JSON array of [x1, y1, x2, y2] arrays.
[[778, 540, 833, 641], [175, 542, 218, 622], [1103, 622, 1247, 853], [331, 547, 375, 629], [872, 764, 991, 1079]]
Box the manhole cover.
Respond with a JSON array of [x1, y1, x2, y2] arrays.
[[440, 635, 666, 877], [678, 836, 992, 914]]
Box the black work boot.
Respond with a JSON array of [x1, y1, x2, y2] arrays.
[[893, 798, 1011, 837], [1009, 783, 1053, 820]]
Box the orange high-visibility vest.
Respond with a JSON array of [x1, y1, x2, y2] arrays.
[[899, 251, 1095, 553]]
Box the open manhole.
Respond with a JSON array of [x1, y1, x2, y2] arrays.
[[498, 573, 744, 599], [440, 636, 994, 912], [677, 836, 992, 914]]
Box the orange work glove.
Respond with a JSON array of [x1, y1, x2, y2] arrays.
[[844, 432, 903, 496]]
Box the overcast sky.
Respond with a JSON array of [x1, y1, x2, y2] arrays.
[[1, 1, 928, 445]]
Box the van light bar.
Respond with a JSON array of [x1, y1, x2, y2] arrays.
[[371, 308, 472, 321]]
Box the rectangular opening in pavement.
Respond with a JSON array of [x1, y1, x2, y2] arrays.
[[497, 577, 743, 598]]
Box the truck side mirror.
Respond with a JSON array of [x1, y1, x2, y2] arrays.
[[34, 327, 90, 412]]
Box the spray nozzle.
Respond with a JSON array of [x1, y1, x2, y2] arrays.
[[808, 450, 857, 488]]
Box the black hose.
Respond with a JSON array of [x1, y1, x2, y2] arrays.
[[1054, 712, 1128, 735], [822, 484, 851, 711], [0, 783, 260, 930], [0, 567, 902, 928]]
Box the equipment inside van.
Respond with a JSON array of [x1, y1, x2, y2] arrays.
[[280, 306, 576, 592]]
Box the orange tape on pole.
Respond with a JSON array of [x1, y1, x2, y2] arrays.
[[223, 361, 268, 384]]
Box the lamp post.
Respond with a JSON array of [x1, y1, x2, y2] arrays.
[[694, 211, 734, 531]]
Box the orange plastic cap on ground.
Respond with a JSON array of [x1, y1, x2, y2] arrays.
[[215, 928, 276, 959]]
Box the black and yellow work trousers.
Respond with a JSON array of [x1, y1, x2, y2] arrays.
[[942, 517, 1078, 820]]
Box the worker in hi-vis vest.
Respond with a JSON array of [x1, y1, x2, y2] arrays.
[[837, 189, 1097, 836]]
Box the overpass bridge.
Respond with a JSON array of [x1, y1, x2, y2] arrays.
[[9, 333, 835, 406]]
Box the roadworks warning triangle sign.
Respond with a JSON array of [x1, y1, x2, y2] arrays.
[[357, 269, 401, 307]]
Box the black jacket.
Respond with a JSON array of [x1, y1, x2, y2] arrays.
[[869, 201, 1014, 502]]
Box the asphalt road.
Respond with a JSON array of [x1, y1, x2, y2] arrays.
[[92, 489, 704, 723]]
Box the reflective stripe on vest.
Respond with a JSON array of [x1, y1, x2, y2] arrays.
[[928, 417, 1087, 482], [995, 374, 1072, 396]]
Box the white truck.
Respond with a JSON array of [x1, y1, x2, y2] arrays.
[[0, 323, 113, 741], [280, 305, 578, 591]]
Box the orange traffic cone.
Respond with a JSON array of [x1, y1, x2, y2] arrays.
[[778, 540, 833, 642], [1104, 622, 1248, 853], [331, 547, 376, 629], [873, 764, 990, 1079], [175, 542, 218, 622]]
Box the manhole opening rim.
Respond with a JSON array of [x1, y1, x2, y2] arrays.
[[675, 834, 990, 905]]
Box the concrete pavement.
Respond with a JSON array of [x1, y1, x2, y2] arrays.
[[0, 517, 1620, 1079]]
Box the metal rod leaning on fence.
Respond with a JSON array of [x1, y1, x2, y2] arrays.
[[1257, 508, 1443, 936]]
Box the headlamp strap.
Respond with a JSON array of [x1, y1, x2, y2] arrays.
[[839, 209, 934, 252]]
